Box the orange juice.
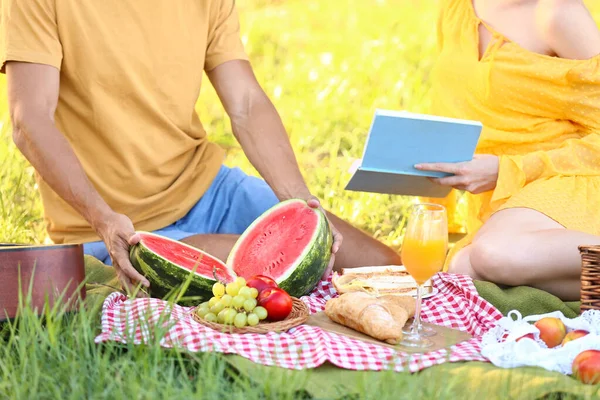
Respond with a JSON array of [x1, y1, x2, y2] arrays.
[[401, 237, 447, 285]]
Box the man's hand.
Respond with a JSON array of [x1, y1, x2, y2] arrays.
[[306, 196, 342, 279], [94, 213, 150, 295], [7, 61, 149, 296], [207, 60, 344, 279], [415, 154, 499, 194]]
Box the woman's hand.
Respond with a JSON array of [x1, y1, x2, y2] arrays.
[[415, 154, 500, 194]]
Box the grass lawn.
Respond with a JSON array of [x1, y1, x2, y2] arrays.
[[2, 0, 600, 398]]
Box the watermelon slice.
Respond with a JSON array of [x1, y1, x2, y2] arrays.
[[130, 231, 236, 302], [227, 199, 333, 297]]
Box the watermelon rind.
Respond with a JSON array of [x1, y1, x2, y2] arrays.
[[227, 199, 333, 298], [129, 231, 236, 304], [276, 206, 332, 297]]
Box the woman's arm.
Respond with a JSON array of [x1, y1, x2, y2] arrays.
[[418, 1, 600, 195], [497, 0, 600, 188], [536, 0, 600, 59]]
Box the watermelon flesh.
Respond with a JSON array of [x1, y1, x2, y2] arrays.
[[227, 199, 332, 297], [130, 232, 236, 304], [229, 203, 318, 279], [138, 233, 234, 283], [129, 199, 332, 303]]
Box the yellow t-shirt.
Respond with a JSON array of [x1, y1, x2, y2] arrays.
[[1, 0, 248, 244]]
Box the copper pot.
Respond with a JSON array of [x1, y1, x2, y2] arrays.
[[0, 243, 86, 321]]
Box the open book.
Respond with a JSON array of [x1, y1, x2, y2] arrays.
[[345, 109, 482, 197]]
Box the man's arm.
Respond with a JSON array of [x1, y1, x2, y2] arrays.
[[206, 60, 342, 257], [206, 60, 312, 201], [6, 61, 149, 291]]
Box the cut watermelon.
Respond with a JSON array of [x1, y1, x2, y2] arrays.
[[227, 199, 332, 297], [129, 231, 236, 303]]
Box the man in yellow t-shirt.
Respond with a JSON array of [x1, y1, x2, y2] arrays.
[[1, 0, 400, 292]]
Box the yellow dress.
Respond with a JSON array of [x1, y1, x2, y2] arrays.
[[429, 0, 600, 270]]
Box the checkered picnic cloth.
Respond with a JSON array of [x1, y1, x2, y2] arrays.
[[94, 272, 503, 372]]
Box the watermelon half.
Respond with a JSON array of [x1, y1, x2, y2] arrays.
[[129, 231, 236, 303], [227, 198, 333, 297]]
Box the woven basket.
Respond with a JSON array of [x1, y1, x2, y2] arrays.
[[191, 297, 309, 334], [579, 245, 600, 312]]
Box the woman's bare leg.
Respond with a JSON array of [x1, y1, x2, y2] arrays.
[[448, 208, 600, 301], [447, 245, 482, 279]]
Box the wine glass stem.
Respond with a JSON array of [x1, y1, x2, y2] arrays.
[[411, 284, 424, 335]]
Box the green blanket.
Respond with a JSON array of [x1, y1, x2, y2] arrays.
[[473, 280, 580, 318], [83, 256, 596, 399], [84, 255, 123, 306]]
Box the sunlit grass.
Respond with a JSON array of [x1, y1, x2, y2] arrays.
[[1, 281, 596, 399], [2, 0, 599, 246], [1, 0, 600, 398], [0, 95, 46, 244]]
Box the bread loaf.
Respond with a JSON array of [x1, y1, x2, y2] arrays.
[[324, 292, 416, 344]]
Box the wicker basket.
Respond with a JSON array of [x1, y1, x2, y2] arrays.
[[579, 245, 600, 312], [191, 297, 309, 334]]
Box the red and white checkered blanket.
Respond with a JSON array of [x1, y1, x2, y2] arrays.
[[94, 272, 502, 372]]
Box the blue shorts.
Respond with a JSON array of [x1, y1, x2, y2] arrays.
[[84, 165, 279, 265]]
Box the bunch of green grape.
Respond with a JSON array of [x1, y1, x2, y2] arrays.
[[195, 277, 268, 328]]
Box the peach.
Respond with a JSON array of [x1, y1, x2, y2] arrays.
[[562, 330, 590, 346], [516, 333, 535, 342], [534, 317, 566, 348], [572, 350, 600, 385]]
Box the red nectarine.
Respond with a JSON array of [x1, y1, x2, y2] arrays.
[[572, 350, 600, 385], [534, 317, 566, 348], [562, 330, 589, 346]]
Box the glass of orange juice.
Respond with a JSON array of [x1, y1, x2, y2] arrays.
[[399, 203, 448, 348]]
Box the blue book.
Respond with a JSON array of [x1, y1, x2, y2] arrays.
[[345, 109, 482, 198]]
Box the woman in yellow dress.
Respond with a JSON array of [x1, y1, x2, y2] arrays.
[[415, 0, 600, 301]]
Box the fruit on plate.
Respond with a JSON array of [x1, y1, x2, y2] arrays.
[[562, 330, 589, 346], [130, 199, 332, 303], [257, 287, 293, 321], [534, 317, 567, 348], [516, 333, 535, 342], [130, 231, 236, 302], [227, 199, 332, 298], [572, 350, 600, 384], [195, 278, 268, 327], [246, 275, 278, 295]]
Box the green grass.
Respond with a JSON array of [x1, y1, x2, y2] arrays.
[[1, 291, 596, 399], [2, 0, 600, 398]]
